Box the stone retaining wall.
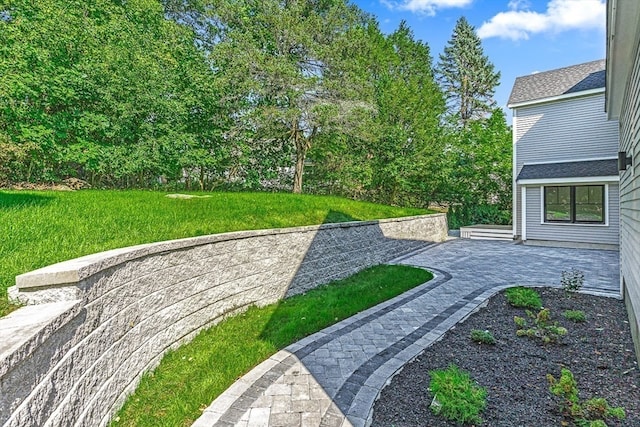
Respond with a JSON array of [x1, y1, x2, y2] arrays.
[[0, 214, 447, 427]]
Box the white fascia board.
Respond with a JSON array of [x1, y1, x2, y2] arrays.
[[518, 176, 620, 185], [508, 88, 605, 110], [512, 111, 518, 238], [606, 0, 640, 119], [522, 157, 617, 166]]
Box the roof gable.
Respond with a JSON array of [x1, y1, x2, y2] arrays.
[[509, 59, 605, 107]]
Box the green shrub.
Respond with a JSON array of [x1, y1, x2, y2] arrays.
[[561, 268, 585, 292], [563, 309, 587, 323], [428, 365, 486, 424], [515, 308, 567, 344], [548, 368, 625, 426], [505, 286, 543, 309], [447, 203, 511, 229], [470, 329, 496, 345]]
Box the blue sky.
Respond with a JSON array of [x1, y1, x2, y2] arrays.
[[350, 0, 606, 118]]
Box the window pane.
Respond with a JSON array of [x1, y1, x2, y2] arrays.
[[558, 186, 570, 204], [545, 186, 571, 221], [576, 186, 589, 203], [575, 185, 604, 223]]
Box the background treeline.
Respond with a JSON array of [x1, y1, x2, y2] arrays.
[[0, 0, 511, 225]]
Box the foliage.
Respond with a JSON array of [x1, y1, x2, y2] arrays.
[[112, 265, 432, 426], [0, 0, 510, 214], [505, 287, 543, 309], [0, 0, 226, 188], [435, 16, 500, 126], [428, 364, 487, 425], [470, 329, 496, 345], [442, 109, 512, 226], [561, 268, 585, 293], [563, 310, 587, 323], [0, 190, 428, 317], [447, 203, 511, 229], [547, 368, 625, 427], [515, 308, 567, 344], [205, 0, 369, 194]]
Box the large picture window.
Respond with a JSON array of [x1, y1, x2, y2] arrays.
[[544, 185, 605, 224]]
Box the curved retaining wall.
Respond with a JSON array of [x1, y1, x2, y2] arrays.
[[0, 214, 447, 427]]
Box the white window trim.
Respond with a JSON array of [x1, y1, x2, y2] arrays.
[[521, 186, 527, 240], [512, 111, 518, 239], [538, 184, 610, 227]]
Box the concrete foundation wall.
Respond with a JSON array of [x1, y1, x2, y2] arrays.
[[0, 214, 446, 427]]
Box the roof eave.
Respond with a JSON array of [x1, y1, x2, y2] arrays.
[[606, 0, 640, 120], [517, 176, 620, 185], [508, 88, 605, 110]]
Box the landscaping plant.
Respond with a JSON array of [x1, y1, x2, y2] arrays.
[[428, 364, 487, 425], [563, 309, 587, 323], [561, 268, 585, 293], [505, 286, 543, 309], [470, 329, 496, 345], [547, 368, 625, 426], [514, 308, 567, 344]]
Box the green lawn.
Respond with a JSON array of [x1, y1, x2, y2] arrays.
[[112, 265, 432, 427], [0, 190, 428, 316]]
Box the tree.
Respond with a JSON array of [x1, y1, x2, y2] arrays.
[[307, 20, 446, 207], [442, 109, 512, 227], [206, 0, 369, 193], [436, 17, 500, 126], [0, 0, 226, 187]]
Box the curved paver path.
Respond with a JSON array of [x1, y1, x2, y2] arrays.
[[193, 239, 620, 427]]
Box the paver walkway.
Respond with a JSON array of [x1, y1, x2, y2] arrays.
[[193, 239, 620, 427]]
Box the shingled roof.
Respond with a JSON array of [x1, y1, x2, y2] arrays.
[[508, 59, 605, 106], [516, 159, 618, 181]]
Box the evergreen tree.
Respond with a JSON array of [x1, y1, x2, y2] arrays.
[[436, 17, 500, 126]]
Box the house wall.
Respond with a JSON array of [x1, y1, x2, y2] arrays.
[[523, 184, 619, 245], [618, 40, 640, 363], [513, 93, 620, 237]]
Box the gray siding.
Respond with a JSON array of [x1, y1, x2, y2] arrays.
[[619, 39, 640, 361], [513, 93, 620, 236], [523, 184, 619, 245]]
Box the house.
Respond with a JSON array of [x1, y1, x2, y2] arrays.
[[606, 0, 640, 364], [509, 60, 620, 249]]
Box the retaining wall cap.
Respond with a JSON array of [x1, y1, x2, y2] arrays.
[[14, 214, 444, 290], [0, 301, 80, 369]]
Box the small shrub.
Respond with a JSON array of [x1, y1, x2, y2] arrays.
[[563, 309, 587, 323], [548, 368, 625, 426], [505, 286, 542, 309], [470, 329, 496, 345], [561, 268, 585, 292], [428, 364, 486, 425], [514, 308, 567, 344]]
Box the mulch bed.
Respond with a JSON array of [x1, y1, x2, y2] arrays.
[[372, 288, 640, 426]]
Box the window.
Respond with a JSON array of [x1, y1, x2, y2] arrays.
[[544, 185, 604, 224]]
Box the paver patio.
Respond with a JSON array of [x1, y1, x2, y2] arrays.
[[193, 239, 620, 427]]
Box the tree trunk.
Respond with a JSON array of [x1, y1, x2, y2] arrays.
[[293, 137, 306, 194]]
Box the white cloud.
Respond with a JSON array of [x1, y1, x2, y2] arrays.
[[477, 0, 605, 40], [384, 0, 474, 15]]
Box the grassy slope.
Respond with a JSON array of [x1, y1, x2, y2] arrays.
[[0, 190, 428, 316], [113, 265, 433, 427]]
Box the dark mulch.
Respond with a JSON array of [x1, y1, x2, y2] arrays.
[[372, 288, 640, 426]]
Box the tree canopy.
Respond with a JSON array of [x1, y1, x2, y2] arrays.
[[0, 2, 512, 225], [436, 16, 500, 126]]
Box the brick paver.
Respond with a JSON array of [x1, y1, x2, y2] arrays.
[[193, 239, 619, 427]]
